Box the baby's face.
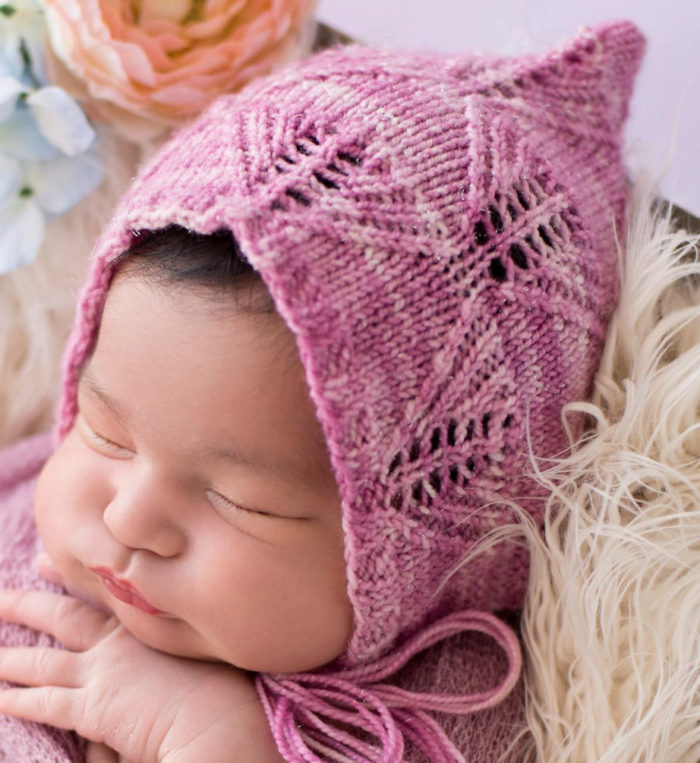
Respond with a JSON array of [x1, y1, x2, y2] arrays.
[[35, 272, 353, 673]]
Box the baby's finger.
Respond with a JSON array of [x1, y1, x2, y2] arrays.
[[0, 589, 112, 650], [0, 684, 80, 731], [0, 646, 80, 688]]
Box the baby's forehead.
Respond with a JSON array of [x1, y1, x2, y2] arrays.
[[83, 273, 335, 485]]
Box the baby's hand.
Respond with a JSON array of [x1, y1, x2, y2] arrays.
[[0, 590, 281, 762]]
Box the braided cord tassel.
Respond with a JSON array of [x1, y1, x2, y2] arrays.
[[256, 610, 521, 761]]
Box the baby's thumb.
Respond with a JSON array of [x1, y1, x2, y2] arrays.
[[34, 551, 65, 588]]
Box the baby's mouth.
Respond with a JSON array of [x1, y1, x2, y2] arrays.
[[89, 567, 170, 616]]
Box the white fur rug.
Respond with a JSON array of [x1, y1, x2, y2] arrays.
[[520, 180, 700, 761]]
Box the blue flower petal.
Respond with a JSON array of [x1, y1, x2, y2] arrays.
[[0, 153, 21, 203], [0, 73, 24, 120], [0, 104, 57, 160], [0, 197, 45, 274], [27, 86, 95, 156], [28, 151, 103, 216]]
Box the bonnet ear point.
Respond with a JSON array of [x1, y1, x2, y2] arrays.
[[593, 19, 647, 126], [519, 19, 646, 133]]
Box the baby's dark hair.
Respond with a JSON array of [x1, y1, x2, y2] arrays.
[[112, 225, 274, 312]]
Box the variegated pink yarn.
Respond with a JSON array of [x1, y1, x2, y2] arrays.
[[56, 20, 645, 760]]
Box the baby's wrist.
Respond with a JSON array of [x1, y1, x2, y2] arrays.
[[159, 678, 282, 763]]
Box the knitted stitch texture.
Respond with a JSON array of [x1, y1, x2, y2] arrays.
[[55, 20, 645, 760]]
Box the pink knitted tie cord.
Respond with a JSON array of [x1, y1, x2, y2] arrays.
[[256, 609, 521, 761]]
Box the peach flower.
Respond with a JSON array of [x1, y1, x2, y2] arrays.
[[43, 0, 318, 138]]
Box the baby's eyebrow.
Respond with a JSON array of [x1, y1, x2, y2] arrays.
[[79, 369, 129, 424], [204, 441, 330, 486], [205, 445, 287, 476]]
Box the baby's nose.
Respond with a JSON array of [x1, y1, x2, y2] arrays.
[[103, 470, 185, 558]]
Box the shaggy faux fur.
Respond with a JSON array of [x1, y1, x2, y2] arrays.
[[520, 179, 700, 761]]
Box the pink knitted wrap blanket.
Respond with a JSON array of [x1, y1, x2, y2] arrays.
[[0, 434, 84, 760]]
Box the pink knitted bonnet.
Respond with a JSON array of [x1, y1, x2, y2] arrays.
[[57, 19, 644, 759]]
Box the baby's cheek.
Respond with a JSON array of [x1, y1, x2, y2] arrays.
[[34, 446, 74, 565], [34, 434, 93, 576]]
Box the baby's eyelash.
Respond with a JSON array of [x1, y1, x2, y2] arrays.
[[93, 433, 125, 453], [81, 420, 132, 458], [206, 489, 269, 519]]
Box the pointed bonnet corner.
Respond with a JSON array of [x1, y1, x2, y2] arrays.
[[516, 20, 647, 138]]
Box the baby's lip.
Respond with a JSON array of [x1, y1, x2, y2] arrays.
[[89, 566, 170, 616]]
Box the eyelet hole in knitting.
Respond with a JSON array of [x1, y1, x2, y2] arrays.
[[514, 185, 530, 211], [465, 419, 475, 441], [538, 224, 553, 248], [411, 480, 423, 502], [312, 171, 340, 190], [473, 220, 489, 246], [388, 452, 402, 475], [337, 150, 362, 166], [326, 162, 348, 176], [508, 243, 529, 269], [284, 188, 311, 206], [488, 257, 507, 282], [489, 206, 504, 233], [447, 419, 458, 446]]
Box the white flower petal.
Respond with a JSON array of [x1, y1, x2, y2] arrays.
[[26, 86, 95, 156], [0, 2, 47, 80], [0, 197, 45, 274], [0, 74, 24, 120], [28, 150, 103, 215], [0, 31, 25, 79], [0, 106, 58, 160], [0, 153, 22, 203]]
